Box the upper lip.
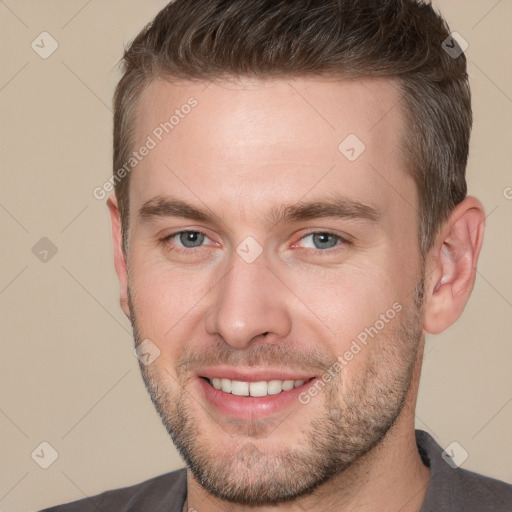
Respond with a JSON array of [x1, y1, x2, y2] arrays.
[[196, 366, 315, 382]]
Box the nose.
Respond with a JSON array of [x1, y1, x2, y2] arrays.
[[205, 251, 292, 350]]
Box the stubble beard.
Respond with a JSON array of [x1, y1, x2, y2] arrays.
[[129, 280, 425, 505]]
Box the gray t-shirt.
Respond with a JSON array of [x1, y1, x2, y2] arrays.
[[39, 430, 512, 511]]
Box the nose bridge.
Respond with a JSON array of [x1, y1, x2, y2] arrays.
[[205, 251, 292, 349]]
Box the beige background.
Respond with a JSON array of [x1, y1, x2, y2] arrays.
[[0, 0, 511, 510]]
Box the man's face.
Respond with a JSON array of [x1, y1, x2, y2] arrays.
[[120, 77, 426, 504]]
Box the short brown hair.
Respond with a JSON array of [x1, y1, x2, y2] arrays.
[[113, 0, 471, 256]]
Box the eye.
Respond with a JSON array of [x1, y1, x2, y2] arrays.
[[165, 230, 212, 249], [297, 232, 347, 251]]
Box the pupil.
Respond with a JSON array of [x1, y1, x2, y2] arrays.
[[181, 231, 204, 247], [313, 233, 336, 249]]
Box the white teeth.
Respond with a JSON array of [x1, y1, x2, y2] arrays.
[[267, 380, 283, 395], [249, 381, 268, 397], [231, 380, 249, 396], [221, 378, 232, 393], [282, 380, 295, 391], [208, 378, 307, 396]]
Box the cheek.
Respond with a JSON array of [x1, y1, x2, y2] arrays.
[[291, 266, 410, 393], [288, 261, 400, 345], [129, 255, 212, 354]]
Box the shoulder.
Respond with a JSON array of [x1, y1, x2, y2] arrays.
[[450, 466, 512, 510], [38, 468, 187, 512], [416, 430, 512, 511]]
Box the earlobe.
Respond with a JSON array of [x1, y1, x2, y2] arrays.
[[107, 195, 131, 319], [423, 196, 485, 335]]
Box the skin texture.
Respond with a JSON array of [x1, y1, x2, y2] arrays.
[[108, 77, 485, 512]]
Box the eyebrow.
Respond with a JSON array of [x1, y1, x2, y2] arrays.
[[138, 194, 381, 228]]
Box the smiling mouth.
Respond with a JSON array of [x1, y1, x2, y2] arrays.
[[203, 377, 310, 397]]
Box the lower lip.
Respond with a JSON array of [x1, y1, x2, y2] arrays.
[[197, 378, 316, 420]]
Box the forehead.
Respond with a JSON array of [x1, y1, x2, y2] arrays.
[[134, 76, 404, 150], [129, 76, 414, 222]]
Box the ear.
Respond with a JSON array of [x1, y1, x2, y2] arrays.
[[107, 195, 131, 319], [423, 196, 485, 334]]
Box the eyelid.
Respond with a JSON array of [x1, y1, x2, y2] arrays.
[[161, 229, 217, 249], [160, 229, 350, 252], [292, 230, 351, 250]]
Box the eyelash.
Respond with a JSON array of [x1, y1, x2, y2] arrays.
[[160, 230, 350, 255], [160, 230, 215, 253], [295, 231, 350, 254]]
